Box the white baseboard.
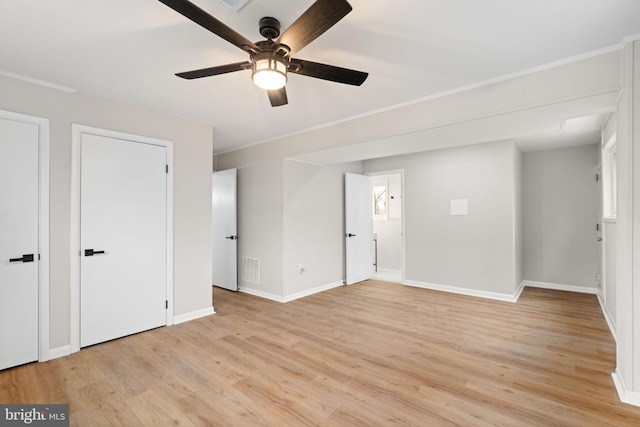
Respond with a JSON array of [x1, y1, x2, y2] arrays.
[[46, 345, 71, 361], [173, 306, 215, 325], [239, 286, 286, 302], [283, 281, 344, 303], [240, 281, 345, 303], [597, 294, 617, 341], [513, 281, 525, 302], [523, 280, 598, 294], [612, 369, 640, 407], [403, 280, 522, 303]]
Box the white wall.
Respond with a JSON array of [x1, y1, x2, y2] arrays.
[[522, 144, 600, 288], [513, 144, 524, 291], [218, 49, 621, 304], [215, 152, 362, 300], [0, 75, 213, 350], [238, 156, 284, 297], [283, 160, 362, 296], [364, 140, 520, 297]]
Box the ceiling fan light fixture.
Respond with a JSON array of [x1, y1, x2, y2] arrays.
[[252, 54, 288, 90]]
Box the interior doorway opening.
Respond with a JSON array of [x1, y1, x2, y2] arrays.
[[367, 170, 404, 283]]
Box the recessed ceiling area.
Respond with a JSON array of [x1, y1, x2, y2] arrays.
[[0, 0, 638, 155]]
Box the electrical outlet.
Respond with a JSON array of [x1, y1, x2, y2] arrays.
[[298, 264, 304, 274]]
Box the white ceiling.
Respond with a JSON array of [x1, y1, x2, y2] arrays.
[[1, 0, 639, 155]]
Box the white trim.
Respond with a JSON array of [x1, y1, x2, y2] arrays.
[[523, 280, 599, 294], [597, 294, 617, 341], [282, 281, 344, 303], [403, 280, 524, 303], [70, 124, 174, 353], [0, 69, 78, 93], [612, 369, 640, 407], [0, 110, 50, 363], [48, 345, 71, 361], [238, 283, 345, 303], [239, 287, 286, 303], [166, 144, 174, 325], [283, 157, 327, 167], [37, 116, 50, 363], [513, 281, 525, 302], [621, 32, 640, 44], [173, 306, 215, 325], [603, 216, 617, 223]]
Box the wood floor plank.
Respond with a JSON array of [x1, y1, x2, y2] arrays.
[[2, 280, 640, 426]]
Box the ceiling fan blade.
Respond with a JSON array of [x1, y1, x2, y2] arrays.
[[276, 0, 352, 57], [268, 87, 288, 107], [158, 0, 260, 53], [289, 59, 368, 86], [176, 61, 251, 79]]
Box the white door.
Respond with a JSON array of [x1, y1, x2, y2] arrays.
[[0, 118, 39, 369], [345, 173, 373, 285], [80, 133, 167, 348], [212, 169, 238, 291]]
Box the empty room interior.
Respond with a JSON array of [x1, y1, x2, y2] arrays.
[[2, 0, 640, 425]]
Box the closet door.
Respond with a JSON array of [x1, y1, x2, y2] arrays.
[[80, 133, 167, 347], [0, 118, 39, 369]]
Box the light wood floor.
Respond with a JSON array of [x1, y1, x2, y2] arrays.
[[2, 281, 640, 426]]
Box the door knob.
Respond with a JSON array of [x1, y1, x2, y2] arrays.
[[9, 254, 34, 263], [346, 233, 356, 237], [84, 249, 106, 256], [597, 238, 603, 242], [225, 235, 238, 240]]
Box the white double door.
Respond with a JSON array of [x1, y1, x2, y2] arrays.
[[80, 133, 167, 348], [0, 118, 39, 370]]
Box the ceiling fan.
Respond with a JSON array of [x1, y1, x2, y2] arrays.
[[158, 0, 368, 107]]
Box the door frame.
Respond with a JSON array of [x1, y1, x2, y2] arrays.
[[70, 125, 173, 353], [595, 163, 603, 292], [365, 169, 406, 283], [0, 109, 50, 362]]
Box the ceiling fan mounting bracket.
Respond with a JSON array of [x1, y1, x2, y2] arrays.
[[259, 16, 281, 40]]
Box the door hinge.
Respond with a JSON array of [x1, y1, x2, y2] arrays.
[[165, 300, 168, 309], [596, 174, 599, 181], [596, 223, 600, 231], [166, 165, 169, 174], [38, 254, 41, 261]]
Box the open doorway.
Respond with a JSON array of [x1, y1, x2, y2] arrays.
[[367, 170, 404, 283]]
